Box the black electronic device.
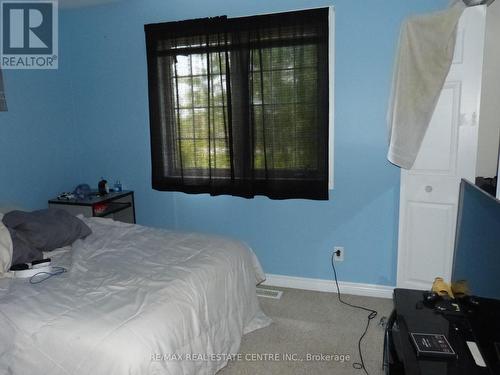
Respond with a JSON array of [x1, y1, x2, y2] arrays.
[[384, 289, 500, 374], [32, 258, 51, 267], [10, 263, 29, 271], [98, 178, 108, 195], [423, 291, 440, 305], [410, 333, 457, 359], [452, 179, 500, 300]]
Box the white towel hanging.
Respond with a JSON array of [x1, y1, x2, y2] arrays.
[[387, 2, 465, 169]]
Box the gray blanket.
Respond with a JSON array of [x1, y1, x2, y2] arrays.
[[2, 209, 91, 265]]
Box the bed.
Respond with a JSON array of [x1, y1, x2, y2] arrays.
[[0, 215, 271, 375]]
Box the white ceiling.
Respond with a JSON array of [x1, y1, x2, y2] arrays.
[[59, 0, 123, 9]]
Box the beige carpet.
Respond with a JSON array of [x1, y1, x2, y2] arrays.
[[219, 287, 394, 375]]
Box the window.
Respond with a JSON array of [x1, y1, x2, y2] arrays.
[[145, 8, 331, 200]]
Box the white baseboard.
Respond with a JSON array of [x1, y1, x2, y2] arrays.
[[262, 274, 394, 299]]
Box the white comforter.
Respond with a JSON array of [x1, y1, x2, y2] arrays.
[[0, 217, 271, 375]]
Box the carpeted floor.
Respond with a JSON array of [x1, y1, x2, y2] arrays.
[[219, 287, 394, 375]]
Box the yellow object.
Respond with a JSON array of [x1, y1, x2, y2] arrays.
[[432, 277, 454, 299], [451, 280, 470, 298]]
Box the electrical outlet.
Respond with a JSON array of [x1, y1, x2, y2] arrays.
[[333, 246, 344, 262]]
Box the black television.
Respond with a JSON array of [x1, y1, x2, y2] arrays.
[[452, 179, 500, 300]]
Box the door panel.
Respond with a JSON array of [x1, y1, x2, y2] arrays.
[[411, 83, 460, 175], [403, 202, 456, 289], [397, 6, 486, 289]]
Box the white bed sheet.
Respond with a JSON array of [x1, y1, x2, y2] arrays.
[[0, 217, 271, 375]]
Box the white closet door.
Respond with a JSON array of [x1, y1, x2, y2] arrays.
[[396, 6, 486, 290]]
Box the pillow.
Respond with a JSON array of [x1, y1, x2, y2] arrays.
[[8, 228, 43, 266], [0, 205, 25, 223], [0, 221, 13, 275], [2, 209, 92, 252], [0, 205, 22, 215]]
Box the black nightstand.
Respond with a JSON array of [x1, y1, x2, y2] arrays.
[[48, 191, 136, 224]]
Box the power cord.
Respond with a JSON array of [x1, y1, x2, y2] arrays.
[[29, 267, 67, 284], [331, 252, 378, 375]]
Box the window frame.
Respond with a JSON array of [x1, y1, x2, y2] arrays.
[[145, 7, 334, 199], [328, 6, 335, 190]]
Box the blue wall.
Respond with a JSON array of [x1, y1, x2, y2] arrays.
[[2, 0, 447, 285], [0, 21, 81, 209]]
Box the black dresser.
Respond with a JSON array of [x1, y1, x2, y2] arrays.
[[384, 288, 500, 375]]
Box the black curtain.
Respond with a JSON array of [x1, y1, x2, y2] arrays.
[[145, 8, 329, 200]]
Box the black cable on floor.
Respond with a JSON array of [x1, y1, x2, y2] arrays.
[[330, 253, 378, 375]]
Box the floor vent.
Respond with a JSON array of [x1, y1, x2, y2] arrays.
[[256, 287, 283, 299]]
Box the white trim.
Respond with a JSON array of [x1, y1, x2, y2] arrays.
[[230, 5, 334, 19], [262, 274, 394, 299], [328, 6, 335, 190]]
